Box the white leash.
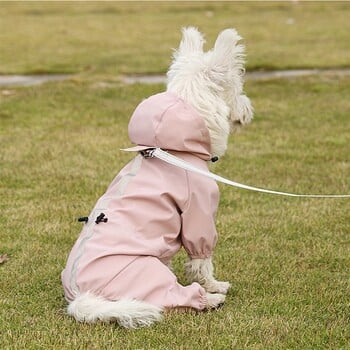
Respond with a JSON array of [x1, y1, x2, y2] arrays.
[[141, 148, 350, 198]]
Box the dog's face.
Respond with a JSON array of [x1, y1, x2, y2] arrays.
[[167, 27, 253, 157]]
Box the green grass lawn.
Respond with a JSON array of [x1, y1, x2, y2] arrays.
[[1, 2, 350, 349], [1, 2, 350, 75]]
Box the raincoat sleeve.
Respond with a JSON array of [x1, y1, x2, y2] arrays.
[[180, 172, 219, 259]]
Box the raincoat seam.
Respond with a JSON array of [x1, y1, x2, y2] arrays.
[[183, 170, 191, 212], [153, 99, 180, 147]]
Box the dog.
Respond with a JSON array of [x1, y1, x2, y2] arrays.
[[61, 27, 253, 328]]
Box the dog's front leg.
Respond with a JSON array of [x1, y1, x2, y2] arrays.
[[185, 257, 230, 294]]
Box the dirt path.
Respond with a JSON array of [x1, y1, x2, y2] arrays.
[[1, 68, 350, 87], [121, 68, 350, 84], [0, 74, 71, 87]]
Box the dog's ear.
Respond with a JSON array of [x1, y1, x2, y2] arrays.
[[177, 27, 205, 56], [210, 29, 245, 70]]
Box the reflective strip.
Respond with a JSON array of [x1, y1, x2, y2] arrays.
[[69, 154, 143, 295], [115, 156, 143, 197]]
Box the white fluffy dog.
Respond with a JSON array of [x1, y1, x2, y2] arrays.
[[61, 27, 253, 328]]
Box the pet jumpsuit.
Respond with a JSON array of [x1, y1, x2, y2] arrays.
[[62, 92, 219, 310]]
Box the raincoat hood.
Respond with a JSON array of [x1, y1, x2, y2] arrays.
[[128, 92, 212, 160]]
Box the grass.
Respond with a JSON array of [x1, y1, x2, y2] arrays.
[[1, 2, 350, 350], [1, 2, 350, 75]]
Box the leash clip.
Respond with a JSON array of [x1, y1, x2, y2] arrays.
[[140, 148, 156, 159]]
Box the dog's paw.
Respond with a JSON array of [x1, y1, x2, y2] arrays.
[[205, 293, 226, 309], [205, 281, 231, 295]]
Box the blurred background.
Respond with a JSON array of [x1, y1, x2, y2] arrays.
[[1, 2, 350, 76]]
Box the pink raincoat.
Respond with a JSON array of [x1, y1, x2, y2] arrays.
[[62, 92, 219, 310]]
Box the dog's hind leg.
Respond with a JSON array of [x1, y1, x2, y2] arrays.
[[185, 257, 231, 295]]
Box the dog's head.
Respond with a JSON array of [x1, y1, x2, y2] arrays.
[[167, 27, 253, 158]]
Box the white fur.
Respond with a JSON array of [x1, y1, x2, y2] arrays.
[[206, 292, 226, 308], [167, 27, 253, 157], [186, 257, 231, 294], [67, 291, 226, 328], [67, 292, 163, 329]]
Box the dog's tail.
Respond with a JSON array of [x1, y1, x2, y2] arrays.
[[67, 292, 163, 329]]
